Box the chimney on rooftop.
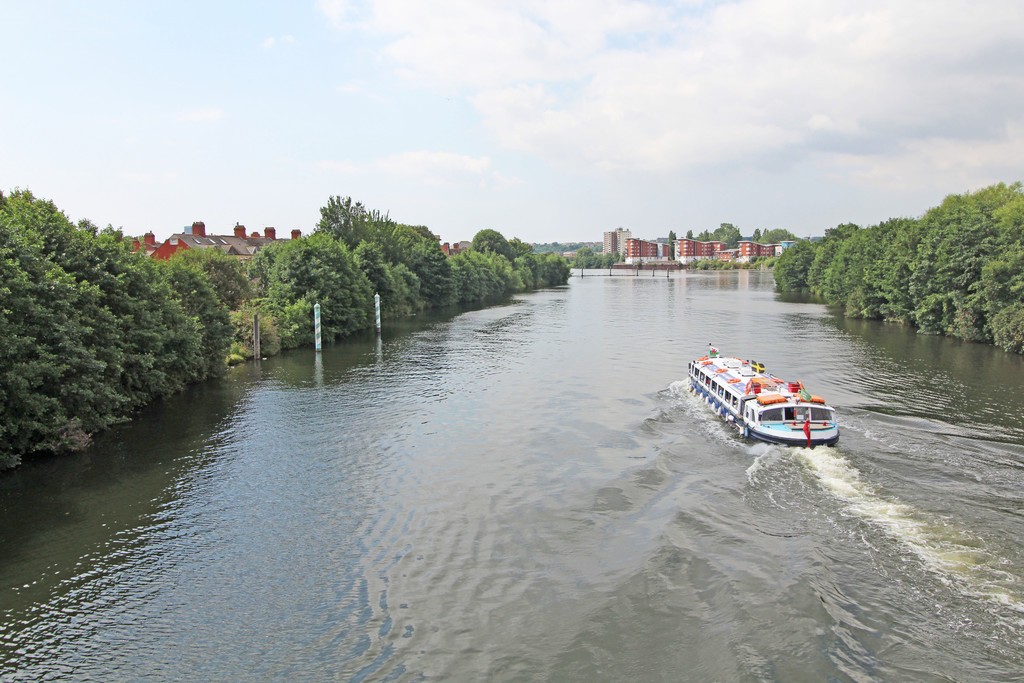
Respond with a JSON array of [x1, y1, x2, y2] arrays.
[[291, 229, 301, 240], [264, 227, 276, 240], [191, 221, 206, 237], [250, 231, 259, 238], [234, 223, 246, 238], [144, 231, 156, 246]]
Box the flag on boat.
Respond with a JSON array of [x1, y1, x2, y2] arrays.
[[800, 388, 812, 402], [748, 360, 765, 373], [708, 344, 719, 357]]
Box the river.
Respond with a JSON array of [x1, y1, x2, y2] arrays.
[[2, 269, 1024, 681]]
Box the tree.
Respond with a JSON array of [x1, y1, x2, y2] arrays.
[[533, 252, 570, 287], [752, 228, 762, 242], [0, 190, 206, 468], [907, 184, 1017, 337], [686, 230, 693, 239], [316, 195, 369, 249], [806, 223, 859, 294], [761, 228, 798, 244], [354, 241, 392, 299], [169, 246, 251, 310], [714, 223, 742, 248], [773, 240, 816, 291], [409, 239, 454, 307], [471, 229, 514, 261], [571, 247, 598, 268], [264, 233, 374, 343], [509, 237, 534, 259], [162, 256, 233, 379]]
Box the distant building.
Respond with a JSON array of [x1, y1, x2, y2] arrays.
[[132, 232, 159, 256], [603, 228, 632, 256], [143, 221, 301, 261], [736, 240, 781, 263], [440, 239, 472, 256], [675, 238, 727, 264], [624, 237, 672, 264]]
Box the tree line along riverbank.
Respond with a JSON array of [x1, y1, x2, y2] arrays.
[[773, 182, 1024, 355], [0, 190, 570, 470]]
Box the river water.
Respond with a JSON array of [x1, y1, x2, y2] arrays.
[[2, 270, 1024, 681]]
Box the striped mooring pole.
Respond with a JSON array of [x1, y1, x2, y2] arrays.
[[314, 302, 322, 352], [252, 314, 260, 358], [374, 293, 381, 336]]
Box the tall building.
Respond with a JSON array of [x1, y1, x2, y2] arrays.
[[603, 227, 632, 255]]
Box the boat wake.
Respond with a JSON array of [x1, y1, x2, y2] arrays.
[[668, 378, 1023, 616], [792, 445, 1024, 617]]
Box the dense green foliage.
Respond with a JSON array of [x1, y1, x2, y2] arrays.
[[773, 182, 1024, 353], [0, 190, 232, 469], [309, 197, 569, 313], [471, 229, 514, 261], [689, 257, 775, 271], [1, 188, 570, 469], [253, 232, 375, 347], [532, 241, 599, 254], [760, 228, 799, 244], [695, 223, 742, 248], [570, 247, 621, 268], [169, 247, 252, 310]]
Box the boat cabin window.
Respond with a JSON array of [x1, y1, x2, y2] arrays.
[[761, 407, 784, 422], [783, 406, 806, 421], [783, 406, 825, 422], [810, 407, 833, 421]]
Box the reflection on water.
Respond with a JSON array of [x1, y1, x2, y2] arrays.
[[2, 272, 1024, 681]]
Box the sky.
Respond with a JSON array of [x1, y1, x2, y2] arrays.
[[3, 1, 1023, 245]]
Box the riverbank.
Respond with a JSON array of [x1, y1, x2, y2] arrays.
[[773, 181, 1024, 355], [0, 189, 570, 471]]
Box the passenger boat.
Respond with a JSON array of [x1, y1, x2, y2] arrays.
[[687, 345, 839, 447]]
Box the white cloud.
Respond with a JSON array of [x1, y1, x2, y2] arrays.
[[834, 120, 1024, 191], [320, 151, 520, 188], [373, 0, 671, 89], [319, 160, 361, 173], [262, 35, 295, 49], [317, 0, 365, 28], [321, 0, 1024, 187], [376, 151, 519, 188], [176, 107, 226, 123]]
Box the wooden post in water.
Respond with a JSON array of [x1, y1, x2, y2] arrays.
[[314, 303, 322, 352], [253, 314, 260, 358], [374, 293, 381, 336]]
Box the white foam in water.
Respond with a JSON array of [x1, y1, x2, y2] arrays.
[[667, 380, 690, 397], [744, 443, 781, 482], [793, 446, 1024, 613]]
